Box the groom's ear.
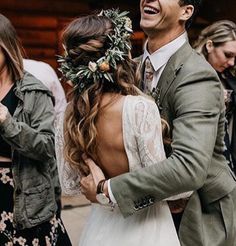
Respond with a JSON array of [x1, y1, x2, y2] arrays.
[[179, 5, 194, 22]]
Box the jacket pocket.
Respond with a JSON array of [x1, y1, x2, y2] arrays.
[[24, 183, 55, 222]]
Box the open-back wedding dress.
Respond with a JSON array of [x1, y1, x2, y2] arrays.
[[56, 95, 181, 246]]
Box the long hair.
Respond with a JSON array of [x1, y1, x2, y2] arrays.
[[63, 15, 141, 175], [0, 14, 24, 81], [193, 20, 236, 59], [63, 14, 171, 175]]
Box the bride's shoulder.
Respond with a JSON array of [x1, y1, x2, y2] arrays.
[[124, 95, 160, 127], [125, 95, 157, 110]]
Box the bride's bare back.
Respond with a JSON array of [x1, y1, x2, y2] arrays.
[[95, 93, 129, 178]]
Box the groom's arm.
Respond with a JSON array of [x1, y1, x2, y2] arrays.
[[110, 66, 224, 217]]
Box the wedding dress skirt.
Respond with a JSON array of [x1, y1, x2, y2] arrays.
[[79, 202, 180, 246]]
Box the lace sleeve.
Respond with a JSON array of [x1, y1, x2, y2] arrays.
[[133, 97, 193, 200], [133, 98, 166, 166], [55, 113, 81, 195]]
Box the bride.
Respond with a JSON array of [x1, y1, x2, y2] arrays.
[[57, 9, 180, 246]]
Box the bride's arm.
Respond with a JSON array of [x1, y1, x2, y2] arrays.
[[133, 99, 193, 201], [132, 98, 166, 166]]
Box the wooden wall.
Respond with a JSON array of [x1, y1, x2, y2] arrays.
[[0, 0, 141, 71], [7, 15, 61, 68], [1, 0, 236, 71]]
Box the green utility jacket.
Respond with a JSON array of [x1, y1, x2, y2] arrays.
[[0, 71, 61, 230]]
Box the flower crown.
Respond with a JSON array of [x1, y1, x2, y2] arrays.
[[58, 9, 133, 93]]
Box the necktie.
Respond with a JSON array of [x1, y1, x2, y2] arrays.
[[144, 57, 154, 94]]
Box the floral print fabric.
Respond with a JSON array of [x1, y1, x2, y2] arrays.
[[0, 167, 70, 246]]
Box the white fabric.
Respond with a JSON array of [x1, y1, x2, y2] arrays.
[[55, 112, 82, 195], [107, 179, 116, 204], [142, 32, 187, 90], [80, 203, 179, 246], [78, 95, 180, 246]]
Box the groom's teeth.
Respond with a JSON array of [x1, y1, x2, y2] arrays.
[[144, 6, 159, 14]]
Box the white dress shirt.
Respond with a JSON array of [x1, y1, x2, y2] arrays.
[[142, 32, 188, 90], [108, 32, 188, 203]]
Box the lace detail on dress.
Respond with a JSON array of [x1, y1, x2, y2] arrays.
[[57, 95, 191, 199], [55, 113, 81, 195], [123, 95, 166, 172], [123, 95, 192, 200]]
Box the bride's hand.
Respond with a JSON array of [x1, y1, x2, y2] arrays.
[[83, 154, 105, 186], [80, 154, 106, 203], [80, 174, 97, 203]]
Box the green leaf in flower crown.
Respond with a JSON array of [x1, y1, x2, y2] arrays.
[[117, 11, 129, 18], [57, 9, 132, 94]]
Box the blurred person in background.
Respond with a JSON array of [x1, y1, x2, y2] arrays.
[[0, 14, 71, 245], [193, 20, 236, 174]]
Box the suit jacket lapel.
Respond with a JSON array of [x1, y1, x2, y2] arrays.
[[157, 42, 193, 108]]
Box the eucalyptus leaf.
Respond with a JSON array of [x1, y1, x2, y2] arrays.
[[57, 9, 132, 94]]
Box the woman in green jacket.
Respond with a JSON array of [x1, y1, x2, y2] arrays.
[[0, 14, 71, 245]]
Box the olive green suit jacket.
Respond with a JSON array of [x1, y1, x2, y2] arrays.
[[111, 42, 236, 246]]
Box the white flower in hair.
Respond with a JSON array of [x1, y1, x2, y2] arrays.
[[58, 9, 133, 94], [88, 62, 98, 72]]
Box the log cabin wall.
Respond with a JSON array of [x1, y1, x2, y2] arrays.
[[1, 0, 236, 72], [0, 0, 141, 71]]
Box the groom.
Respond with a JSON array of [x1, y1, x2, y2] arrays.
[[81, 0, 236, 245]]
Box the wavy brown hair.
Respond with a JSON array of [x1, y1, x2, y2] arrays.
[[63, 15, 142, 175], [62, 14, 170, 175], [0, 14, 24, 82]]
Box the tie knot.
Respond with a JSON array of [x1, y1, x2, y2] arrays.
[[145, 57, 154, 74], [144, 57, 154, 93]]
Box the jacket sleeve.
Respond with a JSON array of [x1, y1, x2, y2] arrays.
[[0, 91, 55, 161], [110, 69, 224, 217]]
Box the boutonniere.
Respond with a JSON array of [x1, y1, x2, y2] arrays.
[[148, 87, 162, 110]]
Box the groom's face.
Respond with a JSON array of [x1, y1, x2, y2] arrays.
[[140, 0, 184, 35]]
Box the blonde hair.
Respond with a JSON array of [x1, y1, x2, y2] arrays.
[[193, 20, 236, 58], [0, 14, 24, 81]]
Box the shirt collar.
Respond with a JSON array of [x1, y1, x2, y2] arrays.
[[142, 32, 188, 71]]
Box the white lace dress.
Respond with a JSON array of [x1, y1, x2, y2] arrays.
[[56, 95, 180, 246]]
